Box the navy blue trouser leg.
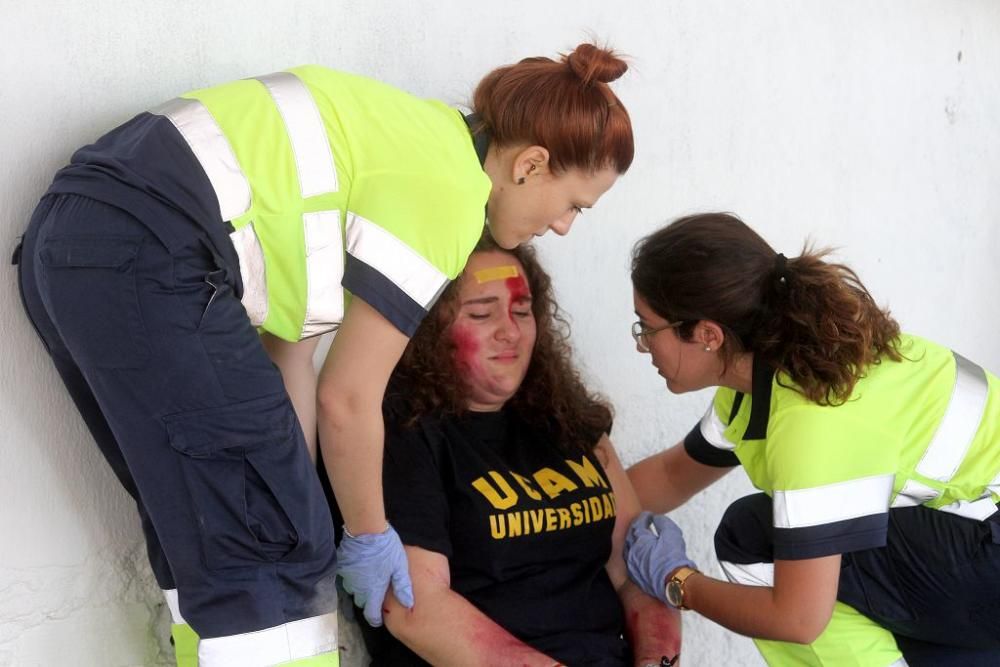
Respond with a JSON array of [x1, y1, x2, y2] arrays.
[[17, 196, 175, 591], [839, 503, 1000, 665], [17, 194, 337, 643], [716, 493, 1000, 666]]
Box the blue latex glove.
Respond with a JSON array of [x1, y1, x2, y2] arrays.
[[624, 511, 698, 606], [336, 523, 414, 627]]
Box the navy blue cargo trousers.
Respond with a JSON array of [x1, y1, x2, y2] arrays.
[[16, 193, 337, 652], [715, 492, 1000, 666]]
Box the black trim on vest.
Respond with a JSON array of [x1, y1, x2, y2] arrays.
[[743, 358, 777, 440], [684, 424, 740, 468], [773, 513, 888, 560], [342, 253, 427, 338], [727, 393, 744, 425], [462, 112, 490, 168], [714, 492, 890, 562]]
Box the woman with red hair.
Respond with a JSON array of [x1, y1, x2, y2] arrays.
[[15, 43, 633, 666]]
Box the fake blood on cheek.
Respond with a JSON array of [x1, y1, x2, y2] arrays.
[[451, 325, 480, 374]]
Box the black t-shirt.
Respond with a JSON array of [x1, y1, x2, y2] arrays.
[[361, 407, 629, 666]]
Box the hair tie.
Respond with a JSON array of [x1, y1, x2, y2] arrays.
[[774, 253, 789, 285]]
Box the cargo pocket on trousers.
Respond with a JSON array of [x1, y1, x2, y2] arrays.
[[39, 237, 150, 369], [839, 532, 917, 625], [164, 392, 330, 570]]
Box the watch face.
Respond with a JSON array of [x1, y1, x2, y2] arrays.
[[666, 579, 684, 608]]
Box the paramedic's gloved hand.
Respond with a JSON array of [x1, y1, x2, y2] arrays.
[[624, 511, 697, 605], [337, 523, 414, 627]]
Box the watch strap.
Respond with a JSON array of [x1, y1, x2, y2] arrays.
[[668, 566, 698, 610]]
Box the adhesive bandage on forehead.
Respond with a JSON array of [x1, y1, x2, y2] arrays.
[[474, 265, 520, 284]]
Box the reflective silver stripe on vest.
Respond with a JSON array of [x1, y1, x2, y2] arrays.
[[345, 212, 449, 308], [162, 588, 185, 625], [700, 402, 735, 451], [255, 72, 339, 198], [892, 478, 937, 508], [892, 352, 989, 513], [938, 496, 998, 521], [719, 560, 773, 587], [773, 474, 895, 529], [156, 74, 343, 339], [229, 223, 269, 326], [198, 611, 338, 665], [301, 210, 345, 338], [151, 97, 252, 222]]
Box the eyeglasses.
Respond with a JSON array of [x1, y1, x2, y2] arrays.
[[631, 319, 684, 353]]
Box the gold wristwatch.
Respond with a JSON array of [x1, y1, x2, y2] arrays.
[[665, 566, 698, 610]]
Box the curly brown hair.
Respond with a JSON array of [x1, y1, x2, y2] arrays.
[[387, 234, 612, 454], [631, 213, 902, 405]]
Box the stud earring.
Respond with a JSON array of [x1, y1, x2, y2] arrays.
[[704, 346, 712, 352], [516, 176, 526, 185]]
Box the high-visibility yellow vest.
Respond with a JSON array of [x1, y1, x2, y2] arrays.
[[153, 65, 490, 341], [690, 334, 1000, 558]]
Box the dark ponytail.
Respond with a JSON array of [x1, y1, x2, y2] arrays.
[[631, 213, 901, 405]]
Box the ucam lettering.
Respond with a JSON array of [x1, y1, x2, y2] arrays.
[[566, 456, 609, 489], [471, 471, 519, 510], [511, 472, 542, 500], [533, 467, 578, 499], [471, 457, 610, 510]]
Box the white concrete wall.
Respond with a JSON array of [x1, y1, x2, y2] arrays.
[[2, 2, 998, 665]]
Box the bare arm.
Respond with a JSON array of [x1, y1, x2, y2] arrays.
[[261, 333, 322, 461], [597, 436, 682, 665], [317, 298, 409, 535], [628, 443, 838, 643], [384, 546, 560, 667], [681, 555, 841, 644], [627, 443, 733, 514]]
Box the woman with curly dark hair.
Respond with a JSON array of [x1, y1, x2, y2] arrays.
[[358, 236, 681, 666], [623, 213, 1000, 666]]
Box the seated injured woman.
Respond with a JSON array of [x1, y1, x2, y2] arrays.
[[358, 236, 682, 666]]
